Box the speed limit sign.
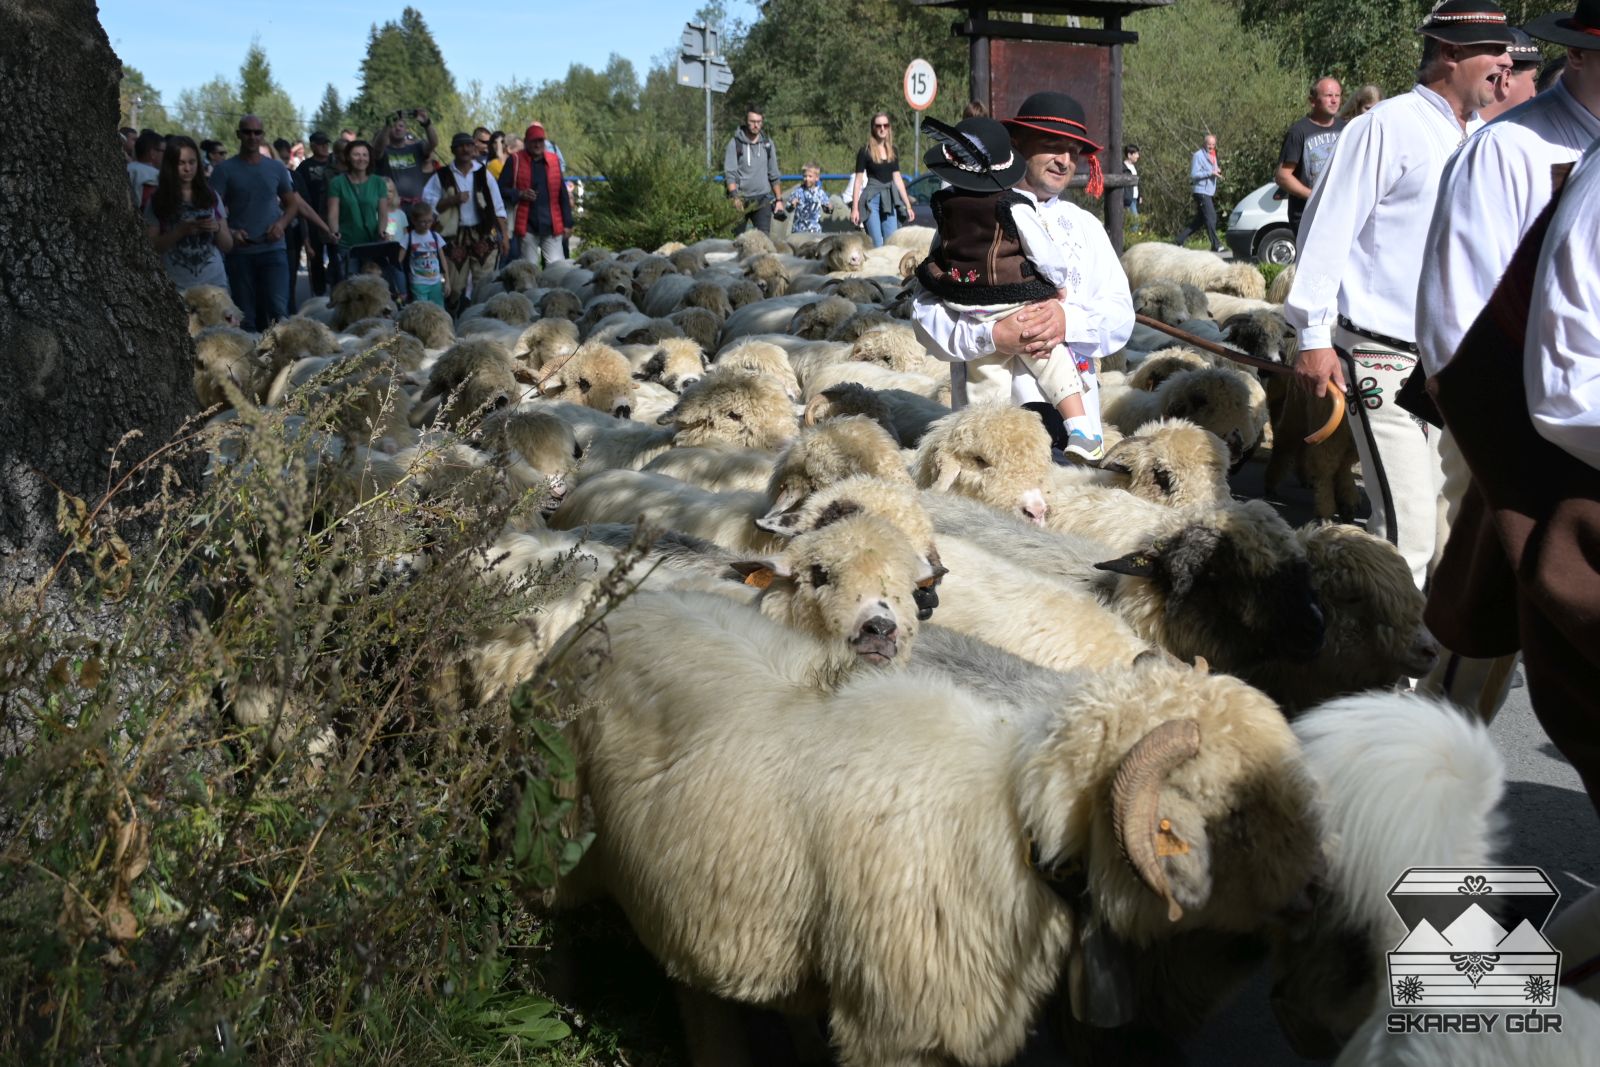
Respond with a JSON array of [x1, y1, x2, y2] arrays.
[[903, 59, 937, 112]]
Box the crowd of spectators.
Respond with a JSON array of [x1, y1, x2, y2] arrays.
[[125, 111, 571, 330]]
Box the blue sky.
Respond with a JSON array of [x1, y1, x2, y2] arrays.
[[100, 1, 759, 122]]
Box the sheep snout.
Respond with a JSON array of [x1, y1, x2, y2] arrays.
[[614, 403, 633, 420], [1020, 489, 1049, 526], [850, 603, 900, 663], [912, 582, 939, 621]]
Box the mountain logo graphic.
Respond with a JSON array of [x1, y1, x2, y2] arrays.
[[1384, 867, 1561, 1010]]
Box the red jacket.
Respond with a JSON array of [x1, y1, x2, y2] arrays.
[[499, 147, 570, 238]]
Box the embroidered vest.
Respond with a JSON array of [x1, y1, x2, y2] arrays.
[[917, 187, 1058, 305], [435, 165, 494, 237]]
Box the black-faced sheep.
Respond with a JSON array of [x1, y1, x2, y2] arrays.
[[396, 300, 454, 350], [1235, 523, 1436, 712], [555, 650, 1318, 1067], [576, 295, 635, 338], [827, 307, 895, 343], [1122, 243, 1267, 301], [183, 284, 244, 335], [1219, 307, 1296, 366]]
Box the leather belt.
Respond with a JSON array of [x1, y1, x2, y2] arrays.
[[1337, 316, 1418, 354]]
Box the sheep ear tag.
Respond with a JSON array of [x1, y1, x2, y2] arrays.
[[1094, 552, 1158, 578], [726, 560, 785, 588], [1155, 817, 1190, 858]]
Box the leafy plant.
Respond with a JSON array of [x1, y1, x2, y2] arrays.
[[0, 384, 598, 1064], [579, 134, 743, 251]]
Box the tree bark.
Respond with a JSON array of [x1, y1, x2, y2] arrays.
[[0, 0, 200, 604]]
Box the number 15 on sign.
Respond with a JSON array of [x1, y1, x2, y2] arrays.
[[905, 59, 936, 180]]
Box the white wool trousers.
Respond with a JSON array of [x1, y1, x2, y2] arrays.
[[518, 233, 565, 268], [1336, 325, 1445, 591], [1419, 428, 1521, 723]]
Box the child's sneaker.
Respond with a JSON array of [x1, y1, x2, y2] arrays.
[[1064, 430, 1104, 462]]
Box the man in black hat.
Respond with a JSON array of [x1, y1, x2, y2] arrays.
[[1285, 0, 1515, 592], [912, 91, 1132, 451], [1481, 27, 1547, 119], [1416, 3, 1600, 716]]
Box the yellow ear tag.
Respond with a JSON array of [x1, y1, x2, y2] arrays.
[[743, 568, 776, 589], [1155, 817, 1190, 858]]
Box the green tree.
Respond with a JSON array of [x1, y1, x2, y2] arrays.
[[239, 37, 273, 113], [1125, 0, 1308, 234], [346, 6, 464, 139], [312, 83, 344, 135], [173, 75, 242, 145], [118, 65, 169, 130]]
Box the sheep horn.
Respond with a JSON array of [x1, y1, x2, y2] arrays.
[[1303, 381, 1347, 445], [1110, 718, 1202, 923]]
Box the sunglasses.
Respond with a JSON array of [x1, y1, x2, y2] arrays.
[[873, 123, 890, 129]]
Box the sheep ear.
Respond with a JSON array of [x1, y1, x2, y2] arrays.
[[655, 405, 681, 426], [725, 557, 791, 586], [754, 486, 809, 534], [537, 373, 563, 396], [930, 455, 961, 493], [1094, 550, 1159, 579]]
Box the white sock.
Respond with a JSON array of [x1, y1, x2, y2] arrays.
[[1064, 415, 1098, 439]]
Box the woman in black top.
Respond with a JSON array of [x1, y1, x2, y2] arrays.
[[850, 111, 916, 247]]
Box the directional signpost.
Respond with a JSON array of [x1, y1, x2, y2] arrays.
[[680, 22, 735, 171], [903, 59, 937, 177]]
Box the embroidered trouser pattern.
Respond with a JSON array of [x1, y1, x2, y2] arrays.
[[1336, 325, 1444, 591]]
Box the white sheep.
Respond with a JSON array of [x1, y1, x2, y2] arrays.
[[1122, 243, 1266, 300], [553, 645, 1318, 1067]]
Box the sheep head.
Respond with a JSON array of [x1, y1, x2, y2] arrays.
[[849, 325, 928, 373], [183, 284, 244, 335], [1098, 419, 1231, 509], [757, 419, 913, 533], [396, 301, 455, 349], [476, 409, 581, 508], [1235, 524, 1436, 713], [484, 291, 536, 326], [761, 477, 943, 622], [497, 259, 540, 292], [660, 366, 797, 450], [1094, 500, 1326, 671], [1157, 368, 1262, 469], [683, 280, 735, 320], [634, 337, 708, 393], [330, 275, 397, 329], [744, 253, 792, 298], [539, 342, 636, 419], [787, 294, 856, 340], [514, 318, 581, 370], [732, 512, 934, 677], [589, 261, 633, 299], [913, 404, 1052, 526], [1018, 657, 1318, 949], [537, 288, 583, 321], [821, 233, 868, 272]]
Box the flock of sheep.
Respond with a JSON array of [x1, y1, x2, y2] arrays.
[[184, 229, 1598, 1065]]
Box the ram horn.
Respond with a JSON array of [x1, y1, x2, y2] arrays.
[[1110, 718, 1202, 922]]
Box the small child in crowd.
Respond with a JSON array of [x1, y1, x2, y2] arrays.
[[916, 116, 1103, 461], [784, 162, 832, 234], [400, 201, 448, 307]]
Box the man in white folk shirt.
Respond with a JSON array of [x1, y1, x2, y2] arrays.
[[1413, 0, 1600, 719], [912, 91, 1134, 455], [1284, 0, 1515, 591], [423, 132, 509, 314]]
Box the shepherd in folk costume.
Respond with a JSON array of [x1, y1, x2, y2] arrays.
[[1426, 132, 1600, 819], [912, 92, 1132, 460], [916, 115, 1105, 460], [1284, 0, 1515, 591], [1413, 0, 1600, 720]]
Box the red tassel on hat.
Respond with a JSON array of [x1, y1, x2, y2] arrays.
[[1085, 154, 1104, 199]]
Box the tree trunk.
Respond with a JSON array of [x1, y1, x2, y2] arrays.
[[0, 0, 199, 604]]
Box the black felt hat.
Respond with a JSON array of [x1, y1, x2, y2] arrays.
[[1506, 27, 1545, 64], [921, 116, 1028, 192], [1001, 91, 1103, 153], [1528, 0, 1600, 49], [1417, 0, 1519, 46]]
